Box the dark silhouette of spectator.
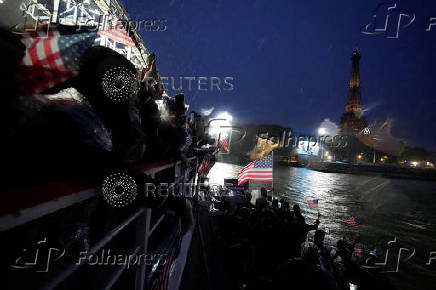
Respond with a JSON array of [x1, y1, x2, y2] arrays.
[[271, 199, 279, 209], [75, 46, 145, 165], [271, 242, 338, 290], [255, 188, 269, 211], [291, 204, 320, 256], [314, 229, 334, 274]]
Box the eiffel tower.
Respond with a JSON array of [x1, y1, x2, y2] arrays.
[[340, 45, 367, 133]]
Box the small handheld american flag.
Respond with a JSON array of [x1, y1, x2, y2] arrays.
[[344, 217, 362, 228], [307, 199, 319, 208], [219, 137, 229, 152]]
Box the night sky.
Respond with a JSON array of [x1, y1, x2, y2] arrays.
[[121, 0, 436, 151]]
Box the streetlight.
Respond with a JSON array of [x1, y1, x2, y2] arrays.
[[208, 111, 232, 139]]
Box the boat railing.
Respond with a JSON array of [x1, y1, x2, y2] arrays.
[[1, 156, 198, 290], [19, 0, 148, 66]]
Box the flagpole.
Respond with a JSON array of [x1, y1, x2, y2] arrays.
[[272, 150, 274, 198]]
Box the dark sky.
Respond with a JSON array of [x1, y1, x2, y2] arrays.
[[121, 0, 436, 151]]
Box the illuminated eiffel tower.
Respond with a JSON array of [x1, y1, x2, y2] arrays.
[[340, 45, 367, 133]]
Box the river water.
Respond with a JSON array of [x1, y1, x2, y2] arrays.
[[207, 162, 436, 290]]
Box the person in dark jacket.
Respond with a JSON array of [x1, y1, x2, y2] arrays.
[[271, 242, 338, 290], [291, 204, 320, 256], [255, 187, 269, 210]]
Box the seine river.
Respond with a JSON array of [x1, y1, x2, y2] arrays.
[[207, 162, 436, 290]]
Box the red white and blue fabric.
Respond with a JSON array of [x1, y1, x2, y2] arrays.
[[16, 25, 98, 93], [307, 199, 319, 209], [344, 217, 362, 228], [98, 21, 136, 48], [237, 154, 273, 185], [198, 154, 215, 177], [219, 137, 229, 152], [152, 236, 181, 290]]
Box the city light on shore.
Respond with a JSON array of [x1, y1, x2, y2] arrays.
[[208, 111, 233, 138]]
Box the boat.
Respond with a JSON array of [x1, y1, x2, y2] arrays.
[[0, 1, 200, 289]]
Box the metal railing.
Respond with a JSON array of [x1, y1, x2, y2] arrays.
[[1, 157, 198, 290], [19, 0, 148, 67], [43, 157, 197, 290]]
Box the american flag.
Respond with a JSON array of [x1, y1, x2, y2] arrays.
[[344, 217, 362, 228], [198, 154, 215, 177], [219, 137, 229, 152], [152, 236, 181, 290], [307, 199, 319, 208], [16, 25, 98, 94], [237, 154, 273, 185], [98, 21, 136, 48]]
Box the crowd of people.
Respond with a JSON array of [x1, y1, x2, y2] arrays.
[[211, 188, 394, 290], [1, 27, 397, 290], [0, 27, 216, 261], [0, 27, 211, 194]]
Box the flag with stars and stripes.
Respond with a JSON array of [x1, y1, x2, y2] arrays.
[[307, 199, 319, 209], [344, 217, 362, 228], [16, 25, 98, 94], [219, 137, 229, 152], [98, 21, 136, 48], [237, 153, 273, 185], [198, 154, 216, 177]]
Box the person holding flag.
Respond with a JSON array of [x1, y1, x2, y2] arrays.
[[291, 204, 321, 256]]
